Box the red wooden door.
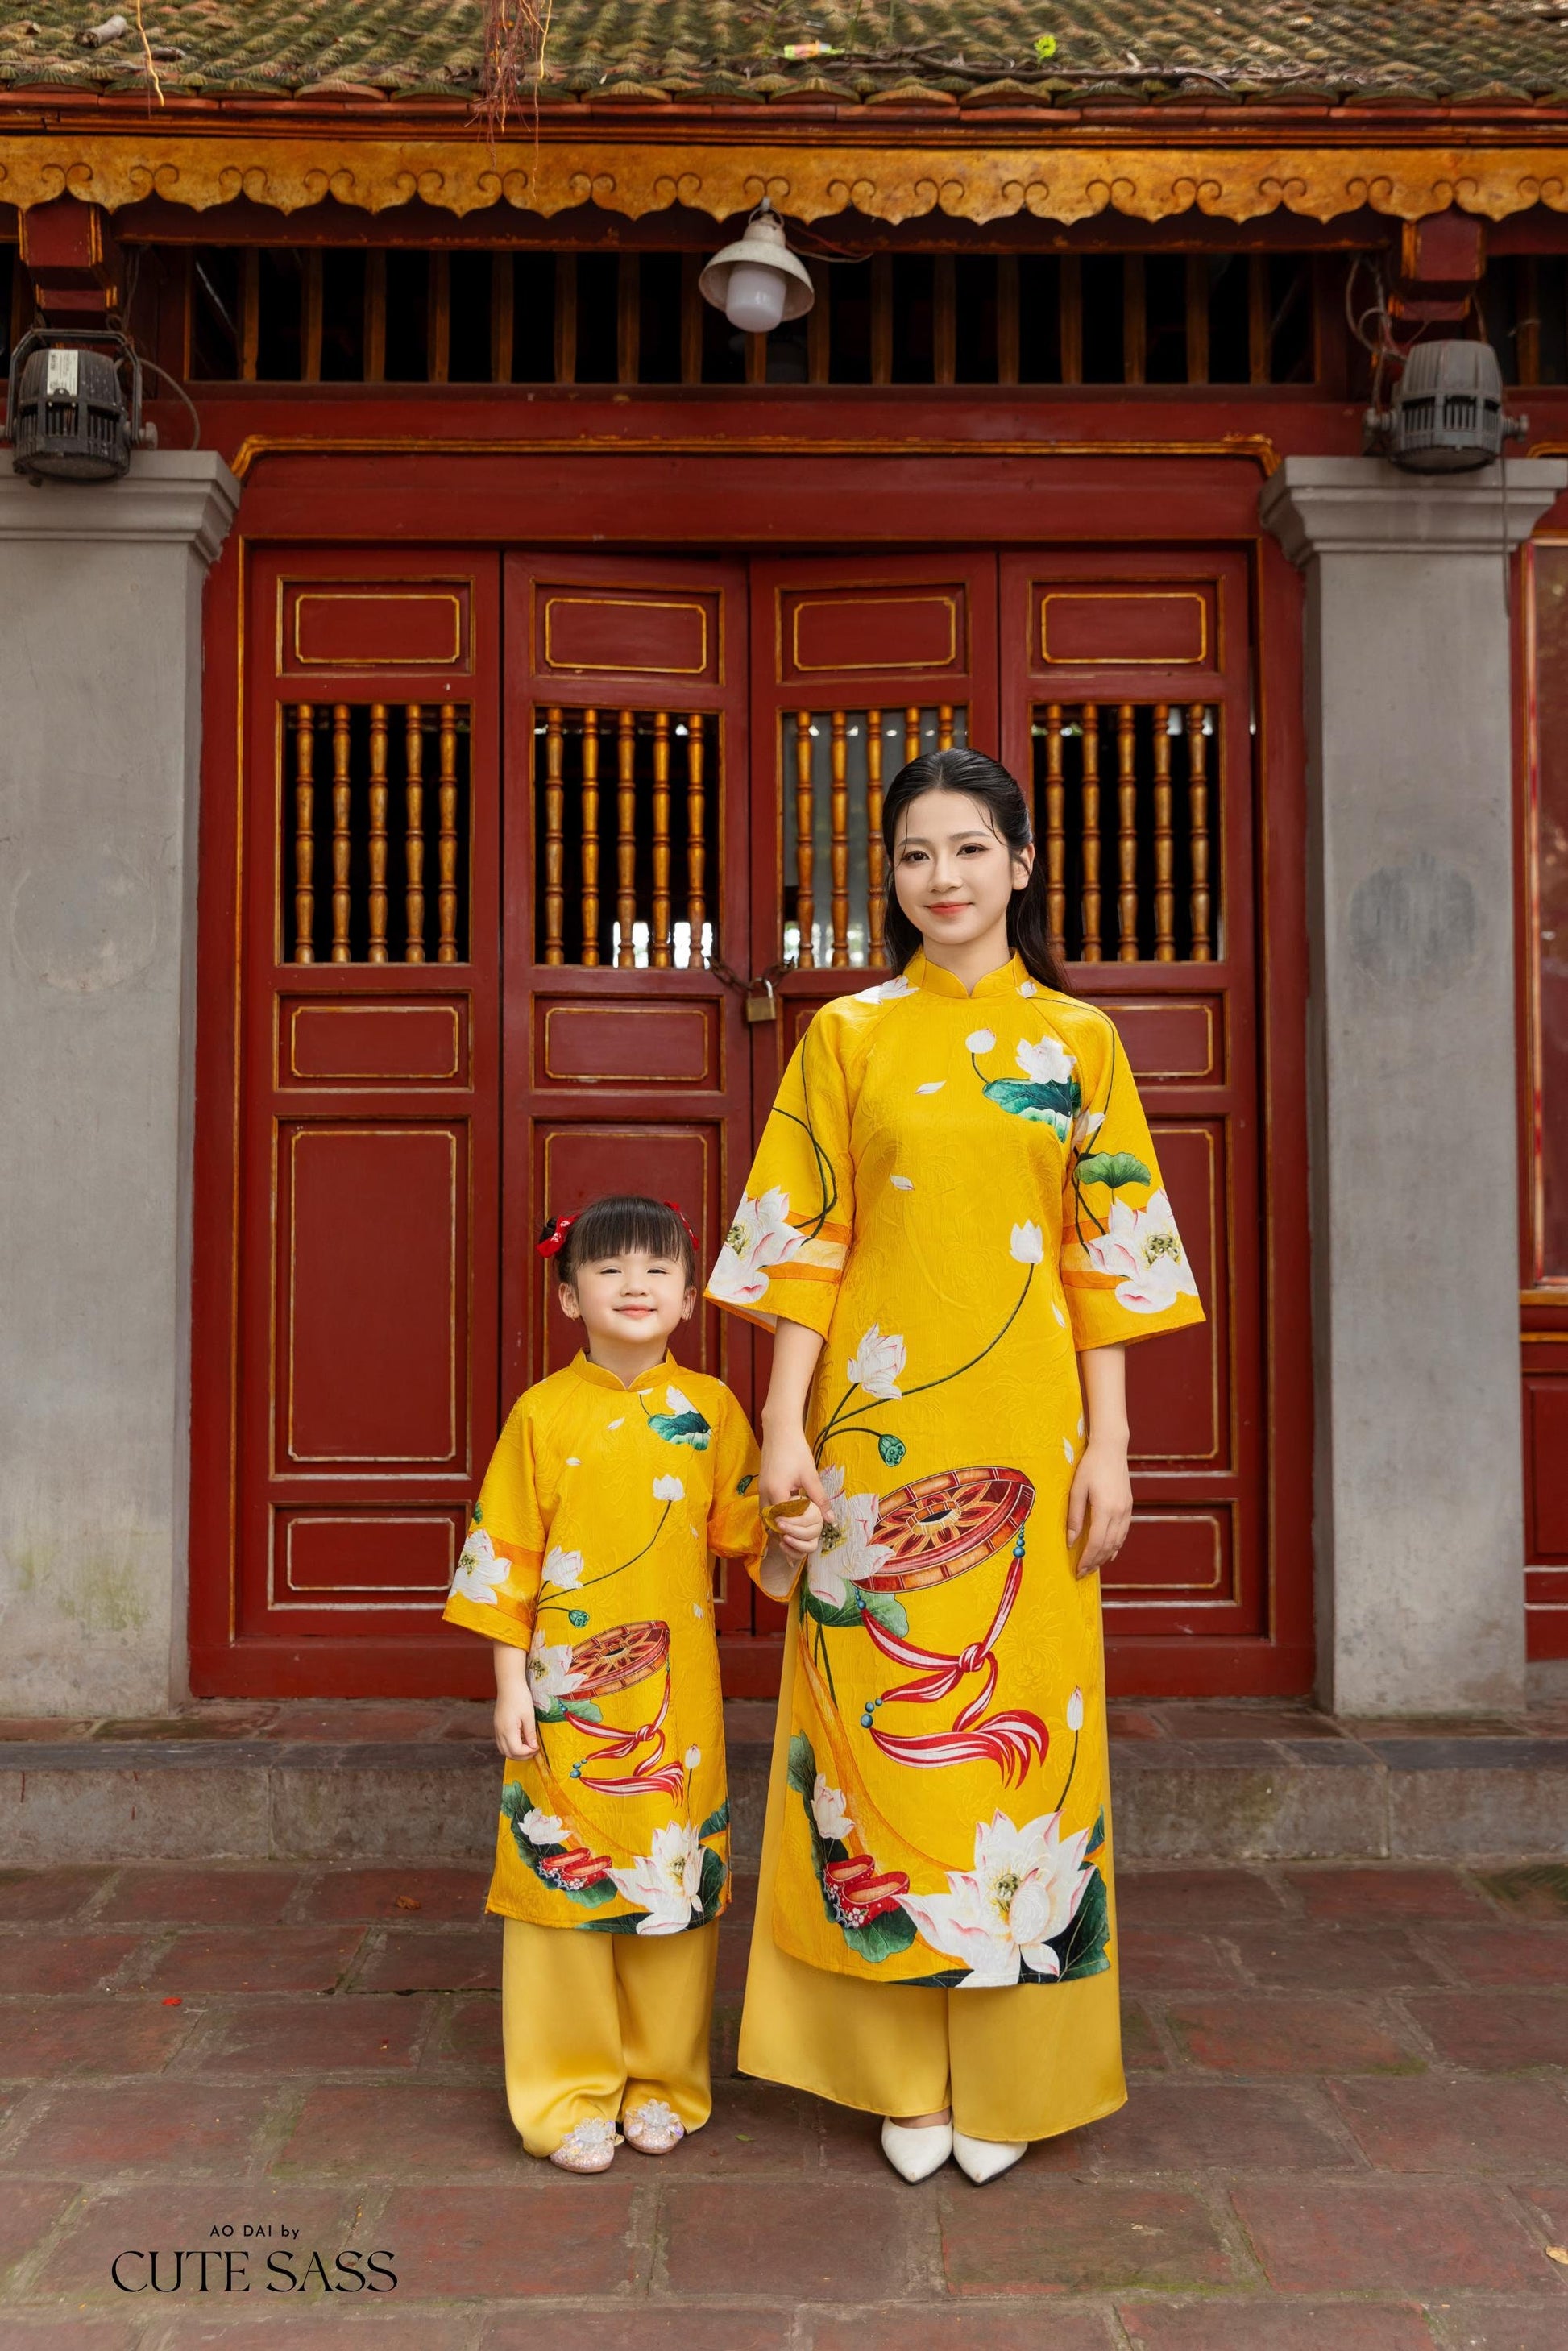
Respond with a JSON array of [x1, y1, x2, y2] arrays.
[[500, 554, 764, 1686], [999, 549, 1266, 1687], [208, 549, 503, 1695]]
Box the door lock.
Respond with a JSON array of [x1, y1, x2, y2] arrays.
[[745, 977, 778, 1023]]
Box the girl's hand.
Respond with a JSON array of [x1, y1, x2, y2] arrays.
[[760, 1420, 828, 1517], [492, 1643, 539, 1759], [1067, 1439, 1132, 1580], [774, 1499, 825, 1558]]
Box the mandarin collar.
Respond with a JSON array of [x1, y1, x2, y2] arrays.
[[907, 947, 1028, 1001], [570, 1350, 678, 1395]]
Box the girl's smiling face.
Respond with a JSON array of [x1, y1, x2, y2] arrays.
[[891, 787, 1034, 956], [559, 1248, 695, 1357]]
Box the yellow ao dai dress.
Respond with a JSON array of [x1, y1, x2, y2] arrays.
[[707, 950, 1202, 2138]]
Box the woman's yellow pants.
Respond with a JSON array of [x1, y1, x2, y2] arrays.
[[501, 1914, 720, 2158]]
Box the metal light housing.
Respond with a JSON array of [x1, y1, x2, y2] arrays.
[[1365, 337, 1527, 473], [699, 202, 815, 336], [5, 326, 142, 483]]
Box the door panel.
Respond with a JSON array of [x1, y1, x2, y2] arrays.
[[1000, 547, 1269, 1673], [500, 554, 762, 1675], [222, 547, 502, 1693]]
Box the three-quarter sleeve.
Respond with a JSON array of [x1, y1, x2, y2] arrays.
[[705, 1392, 767, 1571], [706, 1013, 855, 1336], [442, 1400, 546, 1651], [1058, 1013, 1205, 1351]]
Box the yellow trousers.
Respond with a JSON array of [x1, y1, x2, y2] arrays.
[[738, 1615, 1126, 2143], [501, 1915, 720, 2158]]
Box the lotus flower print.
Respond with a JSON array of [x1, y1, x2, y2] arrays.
[[847, 1324, 906, 1402], [899, 1810, 1098, 1987], [541, 1546, 583, 1593], [450, 1527, 509, 1607], [707, 1186, 806, 1307], [856, 974, 915, 1005], [526, 1627, 586, 1709], [966, 1028, 996, 1055], [1010, 1221, 1044, 1265], [811, 1775, 856, 1843], [1083, 1188, 1197, 1314], [653, 1474, 686, 1503], [807, 1464, 896, 1611], [610, 1821, 705, 1934], [1015, 1033, 1076, 1087], [521, 1808, 567, 1845]]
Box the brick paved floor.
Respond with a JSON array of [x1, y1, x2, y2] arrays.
[[0, 1860, 1565, 2345]]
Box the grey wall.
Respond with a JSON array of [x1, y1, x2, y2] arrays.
[[1264, 457, 1567, 1715], [0, 455, 239, 1715]]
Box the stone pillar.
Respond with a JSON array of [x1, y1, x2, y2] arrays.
[[0, 454, 240, 1715], [1263, 456, 1566, 1716]]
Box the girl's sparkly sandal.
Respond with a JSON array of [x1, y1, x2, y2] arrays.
[[548, 2117, 621, 2173], [622, 2099, 686, 2155]]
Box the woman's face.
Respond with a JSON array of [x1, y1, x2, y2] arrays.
[[890, 788, 1033, 955]]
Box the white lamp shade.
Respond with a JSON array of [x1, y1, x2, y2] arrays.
[[699, 208, 815, 331], [723, 263, 788, 334]]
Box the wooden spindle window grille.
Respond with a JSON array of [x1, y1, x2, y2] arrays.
[[1031, 703, 1217, 964], [183, 245, 1317, 392], [283, 702, 471, 965], [533, 706, 721, 969], [784, 704, 968, 969]]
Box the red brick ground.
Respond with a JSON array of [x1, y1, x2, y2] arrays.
[[0, 1861, 1564, 2345]]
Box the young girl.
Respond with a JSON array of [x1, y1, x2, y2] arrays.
[[708, 748, 1202, 2185], [443, 1193, 821, 2174]]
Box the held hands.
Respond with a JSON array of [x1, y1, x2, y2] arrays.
[[760, 1421, 829, 1562], [492, 1642, 540, 1760], [1066, 1437, 1133, 1580]]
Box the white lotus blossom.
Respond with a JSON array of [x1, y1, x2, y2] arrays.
[[1066, 1688, 1085, 1733], [708, 1186, 806, 1308], [1010, 1221, 1044, 1265], [811, 1775, 856, 1843], [1016, 1033, 1076, 1087], [609, 1821, 704, 1934], [900, 1810, 1097, 1987], [1018, 978, 1039, 997], [541, 1546, 583, 1593], [526, 1626, 586, 1708], [966, 1028, 996, 1055], [684, 1745, 702, 1770], [1083, 1188, 1198, 1315], [653, 1474, 686, 1503], [848, 1324, 906, 1402], [857, 974, 915, 1005], [450, 1527, 509, 1607], [666, 1384, 696, 1417], [807, 1464, 896, 1611], [1073, 1109, 1106, 1153], [522, 1808, 566, 1846]]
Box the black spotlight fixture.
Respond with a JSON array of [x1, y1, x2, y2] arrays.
[[4, 325, 144, 484]]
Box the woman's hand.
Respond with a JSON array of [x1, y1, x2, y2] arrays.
[[1067, 1439, 1133, 1580], [492, 1641, 539, 1760], [759, 1419, 828, 1517]]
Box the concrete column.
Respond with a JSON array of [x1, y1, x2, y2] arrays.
[[0, 454, 239, 1715], [1263, 456, 1566, 1716]]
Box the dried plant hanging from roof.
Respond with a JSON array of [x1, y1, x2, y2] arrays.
[[479, 0, 553, 143]]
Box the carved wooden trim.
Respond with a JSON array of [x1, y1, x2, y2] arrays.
[[6, 131, 1568, 227]]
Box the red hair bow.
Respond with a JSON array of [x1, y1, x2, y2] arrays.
[[663, 1200, 697, 1245], [536, 1213, 577, 1260]]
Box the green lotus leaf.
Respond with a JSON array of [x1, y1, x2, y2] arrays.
[[982, 1077, 1076, 1137], [1075, 1151, 1151, 1191]]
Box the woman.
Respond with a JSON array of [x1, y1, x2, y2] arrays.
[[707, 747, 1202, 2184]]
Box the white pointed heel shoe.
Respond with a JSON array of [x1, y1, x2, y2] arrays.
[[881, 2117, 954, 2182], [952, 2130, 1027, 2184]]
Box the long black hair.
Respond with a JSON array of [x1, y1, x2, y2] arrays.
[[881, 746, 1073, 995]]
